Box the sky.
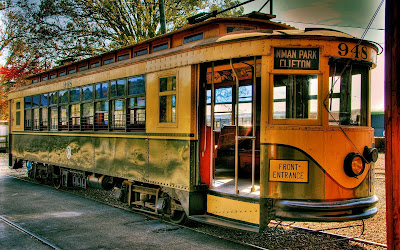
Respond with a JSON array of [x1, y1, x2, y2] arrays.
[[242, 0, 385, 111]]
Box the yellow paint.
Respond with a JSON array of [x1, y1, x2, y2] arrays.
[[146, 67, 193, 135], [207, 195, 259, 225], [269, 160, 309, 182], [10, 98, 24, 132], [262, 126, 373, 189]]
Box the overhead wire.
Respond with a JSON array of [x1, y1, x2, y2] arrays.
[[323, 0, 384, 159], [274, 19, 384, 31]]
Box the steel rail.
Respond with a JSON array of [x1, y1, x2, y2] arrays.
[[0, 215, 62, 250], [271, 221, 387, 248]]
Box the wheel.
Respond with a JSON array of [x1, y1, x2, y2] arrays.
[[169, 199, 188, 224], [170, 210, 188, 224], [53, 177, 62, 189], [52, 167, 62, 189]]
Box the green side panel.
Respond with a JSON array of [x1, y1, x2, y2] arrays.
[[124, 138, 149, 180], [93, 137, 149, 181], [77, 136, 95, 170], [12, 134, 194, 191], [260, 144, 325, 200], [47, 135, 69, 166], [148, 139, 191, 190]]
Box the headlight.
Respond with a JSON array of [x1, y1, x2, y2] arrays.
[[363, 146, 379, 163], [344, 153, 365, 177]]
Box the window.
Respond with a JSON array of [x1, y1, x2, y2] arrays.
[[50, 74, 57, 79], [48, 92, 58, 130], [111, 79, 125, 97], [118, 54, 130, 61], [25, 108, 32, 130], [159, 76, 176, 123], [96, 82, 108, 99], [70, 87, 80, 103], [238, 85, 253, 126], [50, 107, 58, 130], [79, 65, 88, 71], [59, 90, 68, 104], [68, 68, 76, 74], [227, 27, 254, 33], [104, 58, 114, 65], [40, 93, 48, 130], [33, 108, 40, 130], [82, 85, 93, 101], [16, 102, 21, 126], [328, 61, 368, 126], [31, 95, 40, 130], [59, 105, 68, 130], [32, 79, 38, 84], [82, 103, 94, 130], [128, 75, 145, 95], [95, 101, 109, 130], [184, 33, 203, 43], [49, 92, 58, 105], [32, 95, 40, 108], [213, 87, 233, 130], [41, 108, 48, 130], [24, 96, 32, 109], [153, 42, 169, 52], [70, 104, 80, 130], [91, 61, 100, 68], [112, 99, 125, 130], [134, 48, 148, 57], [59, 71, 66, 76], [128, 97, 146, 129], [40, 94, 48, 106], [42, 76, 48, 81], [273, 74, 318, 119], [128, 75, 146, 130], [24, 97, 33, 130]]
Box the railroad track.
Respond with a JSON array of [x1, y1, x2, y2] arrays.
[[0, 215, 61, 250], [8, 174, 387, 249]]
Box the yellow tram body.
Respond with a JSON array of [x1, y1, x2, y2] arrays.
[[8, 13, 378, 231]]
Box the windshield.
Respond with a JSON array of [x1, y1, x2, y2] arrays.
[[328, 59, 369, 126]]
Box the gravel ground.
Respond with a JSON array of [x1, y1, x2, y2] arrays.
[[0, 153, 387, 249]]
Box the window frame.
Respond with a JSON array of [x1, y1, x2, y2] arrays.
[[127, 74, 146, 131], [183, 32, 204, 44], [269, 71, 322, 126], [152, 40, 170, 53], [158, 74, 178, 126]]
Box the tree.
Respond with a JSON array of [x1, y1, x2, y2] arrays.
[[0, 0, 243, 119], [1, 0, 242, 66]]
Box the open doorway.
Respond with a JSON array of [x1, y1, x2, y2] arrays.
[[199, 57, 261, 197]]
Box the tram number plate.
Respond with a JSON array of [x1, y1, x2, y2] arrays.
[[269, 160, 309, 183]]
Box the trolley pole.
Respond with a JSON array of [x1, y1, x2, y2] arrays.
[[385, 0, 400, 249], [159, 0, 166, 34]]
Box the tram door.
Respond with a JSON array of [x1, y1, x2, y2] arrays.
[[199, 57, 261, 195]]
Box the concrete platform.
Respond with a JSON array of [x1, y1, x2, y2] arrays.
[[0, 155, 251, 250]]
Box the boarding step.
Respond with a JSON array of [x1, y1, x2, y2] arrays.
[[206, 193, 260, 226], [189, 214, 259, 233]]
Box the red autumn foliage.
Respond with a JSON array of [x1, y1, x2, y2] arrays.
[[0, 62, 43, 120], [0, 62, 43, 82]]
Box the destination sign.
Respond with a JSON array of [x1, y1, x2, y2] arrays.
[[269, 160, 309, 183], [274, 48, 319, 70]]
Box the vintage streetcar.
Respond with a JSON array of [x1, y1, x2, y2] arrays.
[[7, 12, 379, 232]]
